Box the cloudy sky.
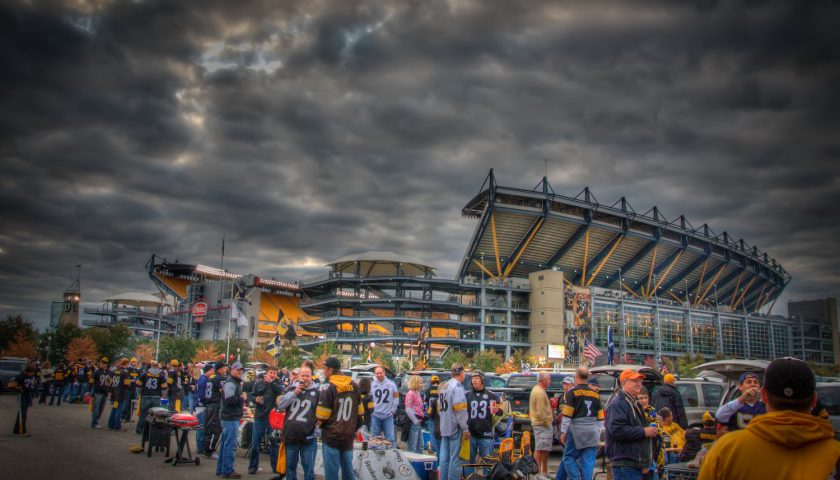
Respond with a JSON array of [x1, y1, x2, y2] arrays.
[[2, 0, 838, 330]]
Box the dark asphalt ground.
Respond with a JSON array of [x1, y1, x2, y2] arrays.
[[0, 394, 580, 479]]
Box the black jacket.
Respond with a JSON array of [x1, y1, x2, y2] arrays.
[[605, 389, 649, 469], [652, 384, 687, 428], [220, 376, 244, 421]]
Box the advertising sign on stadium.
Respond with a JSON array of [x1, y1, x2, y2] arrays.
[[548, 344, 566, 359], [192, 301, 208, 317]]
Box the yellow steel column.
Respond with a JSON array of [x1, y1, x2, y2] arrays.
[[697, 263, 726, 305], [644, 245, 659, 299], [502, 218, 544, 279], [729, 272, 746, 309], [586, 236, 624, 287], [733, 276, 757, 310], [651, 251, 683, 294], [580, 230, 591, 287], [472, 259, 497, 280], [693, 260, 709, 306], [490, 213, 502, 277]]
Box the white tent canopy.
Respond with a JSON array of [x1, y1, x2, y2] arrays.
[[104, 292, 166, 307], [327, 251, 435, 277]]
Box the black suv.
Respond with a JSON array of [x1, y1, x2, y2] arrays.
[[505, 371, 574, 414]]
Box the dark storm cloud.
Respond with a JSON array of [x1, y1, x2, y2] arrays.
[[1, 0, 838, 328]]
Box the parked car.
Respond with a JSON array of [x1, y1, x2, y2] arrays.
[[0, 357, 28, 392], [589, 364, 665, 408], [504, 371, 576, 414], [816, 382, 840, 433], [674, 377, 726, 427], [695, 359, 840, 434]]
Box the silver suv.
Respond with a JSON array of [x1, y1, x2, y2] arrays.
[[674, 377, 726, 427]]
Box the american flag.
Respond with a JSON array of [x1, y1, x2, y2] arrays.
[[583, 339, 603, 364]]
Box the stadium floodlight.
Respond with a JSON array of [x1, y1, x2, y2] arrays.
[[196, 264, 242, 279]]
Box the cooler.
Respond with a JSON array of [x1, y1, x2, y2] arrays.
[[403, 452, 438, 480]]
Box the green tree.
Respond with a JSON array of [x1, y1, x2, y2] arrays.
[[211, 338, 251, 363], [0, 314, 38, 352], [159, 335, 201, 365], [86, 324, 132, 361], [471, 349, 503, 372], [276, 345, 306, 370], [441, 349, 469, 370], [44, 323, 83, 363], [309, 341, 342, 359], [676, 354, 707, 378]]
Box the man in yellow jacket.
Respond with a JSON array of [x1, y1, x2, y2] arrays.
[[699, 358, 840, 480]]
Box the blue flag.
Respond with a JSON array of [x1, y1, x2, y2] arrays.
[[608, 325, 615, 365]]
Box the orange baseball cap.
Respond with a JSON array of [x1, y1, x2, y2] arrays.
[[619, 369, 645, 382]]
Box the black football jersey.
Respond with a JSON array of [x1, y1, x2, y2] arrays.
[[138, 370, 168, 396], [466, 388, 498, 438], [561, 385, 604, 420], [282, 386, 320, 443]]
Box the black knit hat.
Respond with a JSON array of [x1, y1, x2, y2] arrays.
[[764, 357, 815, 400]]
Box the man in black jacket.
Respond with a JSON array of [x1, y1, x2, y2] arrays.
[[605, 369, 659, 480], [248, 366, 283, 474], [217, 362, 246, 479], [652, 374, 687, 429]]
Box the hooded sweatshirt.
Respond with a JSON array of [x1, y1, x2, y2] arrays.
[[698, 410, 840, 480]]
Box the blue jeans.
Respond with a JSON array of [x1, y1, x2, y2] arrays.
[[322, 443, 354, 480], [562, 431, 597, 480], [370, 415, 396, 446], [195, 408, 206, 454], [611, 467, 643, 480], [286, 441, 317, 480], [467, 437, 493, 475], [439, 431, 463, 480], [107, 399, 125, 430], [408, 423, 424, 453], [248, 419, 278, 472], [91, 393, 107, 427], [216, 420, 239, 476], [425, 419, 439, 454]]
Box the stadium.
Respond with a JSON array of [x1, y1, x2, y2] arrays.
[[93, 170, 836, 366]]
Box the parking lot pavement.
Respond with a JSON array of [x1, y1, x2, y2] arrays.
[[0, 395, 277, 480], [0, 394, 586, 479]]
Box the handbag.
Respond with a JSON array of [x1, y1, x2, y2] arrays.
[[459, 432, 471, 461], [269, 408, 286, 430]]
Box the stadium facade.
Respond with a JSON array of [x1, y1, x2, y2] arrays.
[[134, 170, 835, 366]]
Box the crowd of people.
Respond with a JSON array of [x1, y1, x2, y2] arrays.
[[7, 354, 840, 480]]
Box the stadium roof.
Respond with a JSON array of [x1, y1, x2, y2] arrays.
[[327, 251, 434, 277], [458, 170, 790, 313]]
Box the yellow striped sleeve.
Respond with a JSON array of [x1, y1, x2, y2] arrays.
[[452, 401, 467, 412], [367, 401, 374, 409], [561, 405, 574, 417], [316, 406, 332, 421], [357, 404, 365, 415]]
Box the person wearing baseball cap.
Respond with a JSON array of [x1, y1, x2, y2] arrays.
[[605, 369, 659, 480], [698, 358, 840, 480], [714, 371, 766, 432], [680, 412, 718, 462], [652, 373, 687, 429], [194, 362, 214, 455], [425, 375, 442, 456], [316, 357, 363, 480]]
